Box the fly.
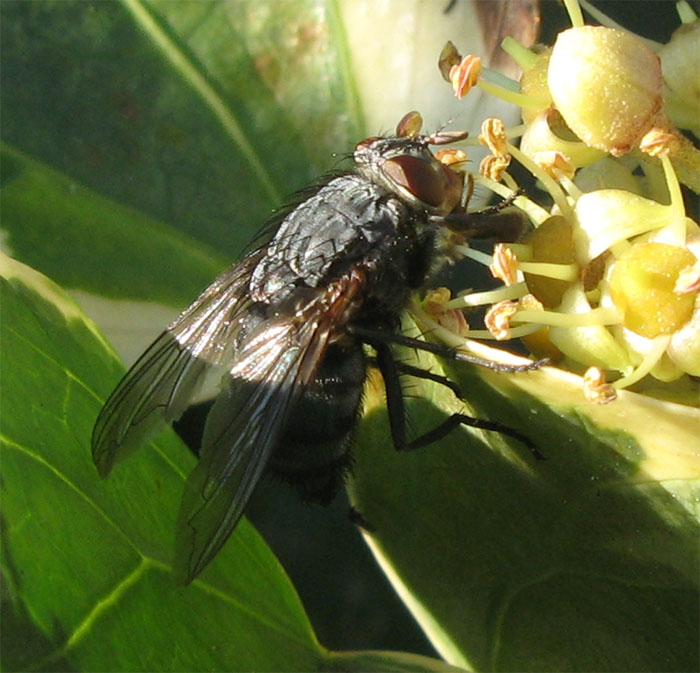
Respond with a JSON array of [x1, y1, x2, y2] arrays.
[[92, 111, 544, 584]]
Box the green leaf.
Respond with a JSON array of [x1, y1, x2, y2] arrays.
[[349, 331, 700, 672], [0, 254, 461, 673], [0, 253, 314, 671], [324, 650, 466, 672], [0, 0, 364, 255], [1, 143, 227, 306], [0, 141, 232, 366]]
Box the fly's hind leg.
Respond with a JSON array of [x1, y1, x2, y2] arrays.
[[392, 359, 463, 398], [370, 340, 545, 460]]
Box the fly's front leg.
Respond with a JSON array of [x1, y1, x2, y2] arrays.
[[352, 325, 548, 373], [438, 189, 527, 240]]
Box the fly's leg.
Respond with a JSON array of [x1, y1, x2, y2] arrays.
[[365, 356, 463, 398], [437, 189, 527, 239], [351, 325, 548, 373], [369, 339, 545, 460], [472, 188, 525, 216], [392, 360, 463, 398]]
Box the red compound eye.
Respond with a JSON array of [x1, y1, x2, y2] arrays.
[[384, 155, 463, 211]]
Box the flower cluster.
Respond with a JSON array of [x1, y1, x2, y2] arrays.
[[426, 0, 699, 404]]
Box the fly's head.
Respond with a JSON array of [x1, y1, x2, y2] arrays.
[[354, 111, 468, 216]]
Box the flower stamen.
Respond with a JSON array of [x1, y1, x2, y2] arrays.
[[583, 366, 618, 404], [444, 283, 528, 309], [490, 244, 519, 285], [485, 300, 519, 340]]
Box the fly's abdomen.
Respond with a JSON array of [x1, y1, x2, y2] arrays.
[[269, 343, 366, 503]]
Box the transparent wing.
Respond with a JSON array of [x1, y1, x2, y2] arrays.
[[92, 252, 263, 477], [174, 313, 332, 584], [173, 270, 365, 583]]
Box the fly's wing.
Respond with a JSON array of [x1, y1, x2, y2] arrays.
[[92, 252, 263, 477], [174, 270, 366, 584]]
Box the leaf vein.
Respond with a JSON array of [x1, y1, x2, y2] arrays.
[[1, 434, 139, 551], [31, 557, 155, 670], [2, 436, 316, 653], [3, 324, 103, 403]]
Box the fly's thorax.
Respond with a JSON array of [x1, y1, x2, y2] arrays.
[[248, 172, 419, 302]]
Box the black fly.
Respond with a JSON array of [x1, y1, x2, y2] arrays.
[[92, 112, 544, 584]]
